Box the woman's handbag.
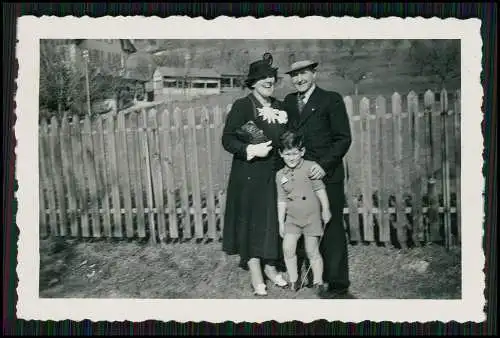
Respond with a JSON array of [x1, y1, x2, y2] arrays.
[[235, 120, 270, 144]]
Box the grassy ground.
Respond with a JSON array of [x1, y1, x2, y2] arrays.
[[39, 236, 461, 299]]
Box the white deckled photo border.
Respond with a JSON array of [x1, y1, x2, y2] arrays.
[[15, 15, 485, 323]]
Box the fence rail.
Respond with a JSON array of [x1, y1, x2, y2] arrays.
[[39, 88, 461, 248]]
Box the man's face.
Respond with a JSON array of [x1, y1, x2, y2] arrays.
[[290, 68, 316, 93]]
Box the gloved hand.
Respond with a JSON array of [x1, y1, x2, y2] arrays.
[[247, 141, 273, 160]]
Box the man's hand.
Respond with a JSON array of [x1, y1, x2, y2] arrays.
[[309, 162, 326, 180], [279, 222, 285, 238]]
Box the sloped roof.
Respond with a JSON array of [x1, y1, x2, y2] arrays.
[[73, 39, 137, 53], [156, 66, 221, 78], [214, 64, 243, 76]]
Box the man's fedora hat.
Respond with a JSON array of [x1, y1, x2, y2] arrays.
[[285, 60, 319, 75]]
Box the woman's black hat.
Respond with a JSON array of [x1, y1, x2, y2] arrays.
[[244, 53, 278, 88]]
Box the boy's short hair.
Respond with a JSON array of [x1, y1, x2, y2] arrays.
[[279, 130, 305, 151]]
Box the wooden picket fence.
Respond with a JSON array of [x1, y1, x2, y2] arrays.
[[39, 88, 461, 248]]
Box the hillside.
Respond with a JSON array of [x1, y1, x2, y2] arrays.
[[134, 39, 460, 96]]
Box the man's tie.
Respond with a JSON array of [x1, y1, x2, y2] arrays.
[[297, 93, 305, 113]]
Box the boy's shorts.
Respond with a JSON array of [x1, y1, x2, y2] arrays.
[[285, 218, 323, 237]]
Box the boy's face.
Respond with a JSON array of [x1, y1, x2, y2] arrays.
[[280, 147, 305, 169]]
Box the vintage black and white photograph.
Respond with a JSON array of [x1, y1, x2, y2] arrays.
[[15, 16, 484, 323]]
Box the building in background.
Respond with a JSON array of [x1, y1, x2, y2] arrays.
[[153, 66, 222, 101], [214, 65, 245, 91]]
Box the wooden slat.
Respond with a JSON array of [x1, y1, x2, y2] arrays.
[[94, 116, 111, 237], [117, 111, 134, 237], [174, 107, 191, 239], [82, 116, 100, 237], [60, 114, 78, 236], [408, 91, 424, 244], [49, 116, 67, 236], [423, 90, 441, 242], [391, 92, 408, 249], [105, 115, 122, 237], [40, 119, 59, 236], [71, 115, 88, 237], [453, 90, 462, 243], [160, 108, 178, 239], [38, 123, 47, 237], [187, 108, 203, 238], [359, 97, 374, 242], [128, 112, 145, 238], [203, 106, 217, 239], [139, 109, 156, 243], [344, 96, 360, 242], [148, 108, 167, 240], [375, 95, 390, 244], [440, 89, 452, 248]]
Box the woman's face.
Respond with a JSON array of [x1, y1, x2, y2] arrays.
[[252, 76, 276, 98]]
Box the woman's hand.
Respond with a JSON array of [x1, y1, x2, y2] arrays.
[[247, 141, 273, 160], [322, 208, 332, 225]]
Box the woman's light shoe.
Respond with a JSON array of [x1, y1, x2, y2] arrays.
[[271, 273, 288, 288], [252, 283, 268, 296]]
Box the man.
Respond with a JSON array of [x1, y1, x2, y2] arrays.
[[282, 60, 352, 298]]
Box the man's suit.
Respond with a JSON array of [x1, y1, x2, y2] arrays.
[[283, 85, 352, 291]]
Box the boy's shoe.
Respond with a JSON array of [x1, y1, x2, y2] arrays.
[[251, 283, 268, 296], [270, 273, 288, 288]]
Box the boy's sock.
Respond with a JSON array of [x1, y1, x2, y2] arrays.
[[284, 256, 298, 283], [310, 256, 324, 285]]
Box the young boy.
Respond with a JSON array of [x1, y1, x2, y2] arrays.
[[276, 131, 332, 292]]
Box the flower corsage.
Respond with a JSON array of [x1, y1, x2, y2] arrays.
[[257, 107, 288, 124]]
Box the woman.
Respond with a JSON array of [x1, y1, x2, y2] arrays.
[[222, 53, 289, 296]]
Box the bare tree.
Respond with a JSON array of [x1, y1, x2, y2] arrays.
[[381, 39, 404, 69], [331, 40, 374, 95], [408, 39, 460, 87], [39, 41, 130, 119]]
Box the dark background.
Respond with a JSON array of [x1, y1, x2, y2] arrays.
[[3, 2, 497, 335]]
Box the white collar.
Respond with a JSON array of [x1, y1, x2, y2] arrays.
[[299, 84, 316, 104]]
